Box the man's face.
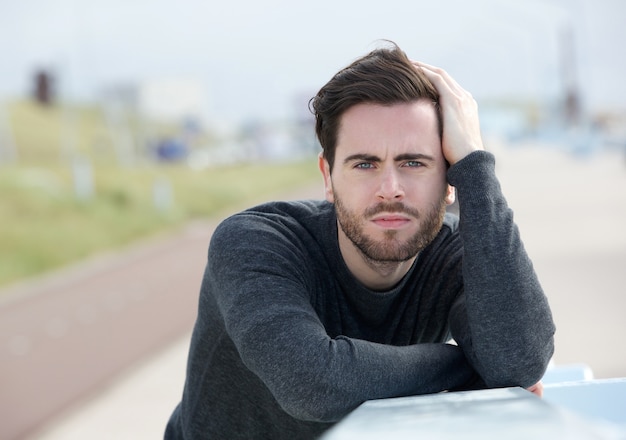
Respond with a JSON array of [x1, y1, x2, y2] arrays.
[[319, 100, 454, 264]]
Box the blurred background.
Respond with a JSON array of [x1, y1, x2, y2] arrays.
[[0, 0, 624, 438]]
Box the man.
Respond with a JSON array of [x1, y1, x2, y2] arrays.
[[165, 43, 555, 439]]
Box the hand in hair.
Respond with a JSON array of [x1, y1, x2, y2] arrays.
[[413, 61, 484, 165]]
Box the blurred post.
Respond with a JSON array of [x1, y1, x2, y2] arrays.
[[152, 176, 173, 212], [61, 101, 79, 163], [102, 86, 137, 167], [72, 155, 94, 200], [0, 100, 18, 164], [560, 24, 582, 128]]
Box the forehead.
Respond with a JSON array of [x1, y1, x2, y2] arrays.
[[336, 100, 441, 157]]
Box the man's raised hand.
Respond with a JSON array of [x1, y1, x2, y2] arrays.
[[413, 61, 484, 165]]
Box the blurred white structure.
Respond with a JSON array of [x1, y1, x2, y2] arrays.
[[138, 78, 210, 124]]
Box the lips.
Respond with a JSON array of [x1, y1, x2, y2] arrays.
[[371, 213, 412, 229]]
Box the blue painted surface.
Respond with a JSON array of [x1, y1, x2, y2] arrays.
[[542, 363, 594, 384], [322, 385, 626, 439], [544, 378, 626, 428]]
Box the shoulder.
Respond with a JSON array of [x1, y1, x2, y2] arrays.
[[221, 199, 331, 230], [208, 200, 335, 284], [243, 199, 333, 221], [212, 200, 334, 250]]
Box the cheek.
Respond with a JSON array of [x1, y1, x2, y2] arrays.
[[427, 172, 450, 198], [335, 180, 373, 207], [408, 179, 449, 205], [329, 179, 371, 213]]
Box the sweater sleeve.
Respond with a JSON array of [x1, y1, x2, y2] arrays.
[[447, 150, 556, 388], [206, 213, 475, 423]]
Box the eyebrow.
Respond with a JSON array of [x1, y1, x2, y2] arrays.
[[343, 153, 436, 165]]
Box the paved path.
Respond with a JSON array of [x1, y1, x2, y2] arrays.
[[0, 182, 324, 440], [0, 220, 214, 440], [3, 144, 625, 439]]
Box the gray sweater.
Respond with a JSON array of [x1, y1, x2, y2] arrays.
[[165, 151, 555, 439]]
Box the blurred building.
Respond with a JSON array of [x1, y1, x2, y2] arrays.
[[32, 69, 55, 105]]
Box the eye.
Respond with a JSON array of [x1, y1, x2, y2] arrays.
[[404, 160, 424, 168], [355, 162, 375, 169]]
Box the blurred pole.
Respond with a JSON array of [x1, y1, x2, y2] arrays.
[[102, 91, 136, 167], [72, 155, 94, 200], [55, 53, 80, 164], [61, 102, 79, 162], [560, 24, 582, 128], [152, 176, 173, 212], [0, 100, 18, 164]]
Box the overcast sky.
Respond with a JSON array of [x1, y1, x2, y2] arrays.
[[1, 0, 624, 125]]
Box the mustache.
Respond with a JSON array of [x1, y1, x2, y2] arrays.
[[364, 202, 420, 218]]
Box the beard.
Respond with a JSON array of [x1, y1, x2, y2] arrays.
[[334, 195, 447, 264]]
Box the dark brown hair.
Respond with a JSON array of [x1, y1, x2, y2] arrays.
[[310, 42, 441, 171]]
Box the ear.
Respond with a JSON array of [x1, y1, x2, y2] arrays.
[[444, 184, 456, 206], [318, 152, 334, 203]]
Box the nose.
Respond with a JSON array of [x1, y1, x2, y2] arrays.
[[376, 168, 405, 201]]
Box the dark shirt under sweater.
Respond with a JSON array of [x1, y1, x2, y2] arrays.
[[165, 151, 555, 439]]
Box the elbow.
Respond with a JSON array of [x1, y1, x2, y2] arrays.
[[276, 384, 358, 423], [282, 405, 347, 424], [270, 370, 359, 423], [483, 335, 555, 389], [277, 391, 356, 423], [264, 337, 366, 423]]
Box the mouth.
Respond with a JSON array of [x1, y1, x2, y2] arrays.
[[371, 213, 412, 229]]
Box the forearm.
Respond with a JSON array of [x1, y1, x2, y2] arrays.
[[216, 266, 475, 422], [447, 151, 555, 387], [237, 321, 474, 422]]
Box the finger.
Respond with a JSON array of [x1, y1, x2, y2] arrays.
[[412, 60, 438, 70], [412, 61, 448, 80], [526, 382, 544, 398], [412, 61, 465, 94]]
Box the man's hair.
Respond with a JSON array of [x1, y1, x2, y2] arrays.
[[310, 42, 441, 171]]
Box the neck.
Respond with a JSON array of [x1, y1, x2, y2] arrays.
[[337, 227, 416, 291]]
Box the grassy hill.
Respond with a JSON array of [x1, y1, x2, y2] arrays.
[[0, 99, 320, 288]]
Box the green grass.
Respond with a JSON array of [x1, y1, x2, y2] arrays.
[[0, 161, 320, 288], [0, 99, 321, 288]]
